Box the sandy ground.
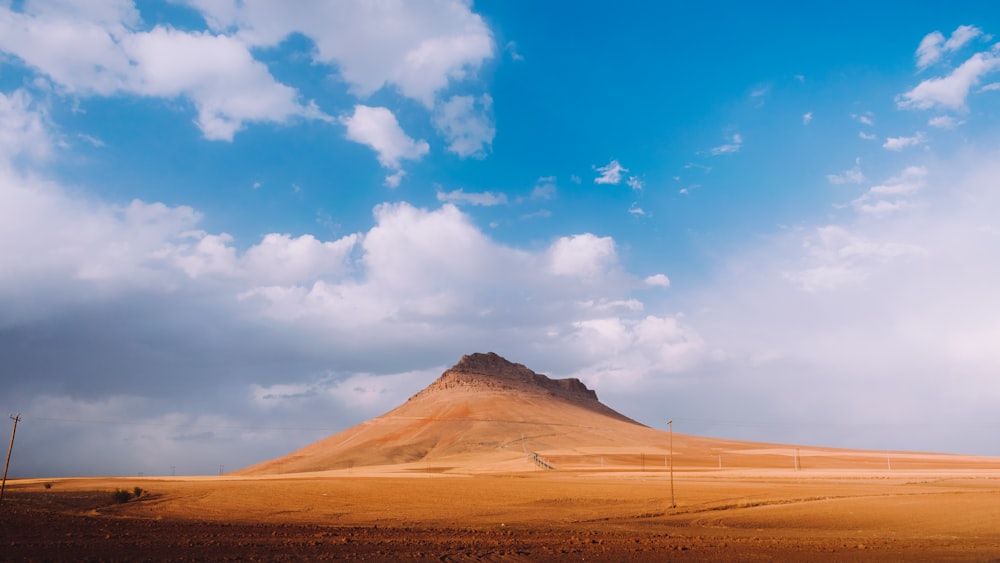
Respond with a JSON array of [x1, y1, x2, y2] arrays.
[[4, 466, 1000, 561]]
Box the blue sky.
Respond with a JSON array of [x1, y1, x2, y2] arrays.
[[2, 1, 1000, 476]]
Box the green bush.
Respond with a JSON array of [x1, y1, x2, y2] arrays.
[[111, 489, 133, 503]]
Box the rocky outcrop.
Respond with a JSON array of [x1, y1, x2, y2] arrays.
[[414, 352, 600, 403]]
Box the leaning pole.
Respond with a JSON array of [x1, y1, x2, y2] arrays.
[[0, 413, 21, 508]]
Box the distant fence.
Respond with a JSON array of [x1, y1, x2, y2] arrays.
[[530, 452, 554, 470], [534, 450, 1000, 472]]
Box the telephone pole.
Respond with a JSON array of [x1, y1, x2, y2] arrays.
[[668, 419, 675, 508], [1, 413, 21, 508]]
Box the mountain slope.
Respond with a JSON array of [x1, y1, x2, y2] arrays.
[[239, 352, 698, 474]]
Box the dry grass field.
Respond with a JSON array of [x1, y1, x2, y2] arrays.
[[4, 464, 1000, 561], [5, 355, 1000, 561]]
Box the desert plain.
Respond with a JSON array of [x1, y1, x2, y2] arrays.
[[4, 354, 1000, 561]]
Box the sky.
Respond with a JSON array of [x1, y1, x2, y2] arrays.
[[2, 1, 1000, 477]]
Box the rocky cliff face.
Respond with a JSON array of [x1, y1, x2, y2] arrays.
[[414, 352, 600, 403]]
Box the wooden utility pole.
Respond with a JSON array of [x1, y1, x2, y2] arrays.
[[668, 419, 675, 508], [1, 413, 21, 508]]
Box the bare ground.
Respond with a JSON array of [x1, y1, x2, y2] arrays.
[[4, 468, 1000, 561]]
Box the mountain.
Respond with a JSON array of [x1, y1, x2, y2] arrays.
[[238, 352, 995, 475], [239, 352, 698, 474]]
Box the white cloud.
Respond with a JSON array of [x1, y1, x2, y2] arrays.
[[882, 132, 926, 151], [436, 188, 507, 206], [858, 131, 878, 141], [916, 25, 983, 70], [802, 111, 813, 125], [505, 40, 524, 61], [0, 89, 51, 162], [531, 177, 557, 200], [644, 274, 670, 288], [784, 225, 926, 292], [710, 133, 742, 155], [850, 166, 927, 218], [852, 112, 875, 126], [594, 160, 628, 185], [122, 27, 325, 140], [826, 157, 865, 185], [898, 50, 1000, 111], [384, 170, 406, 188], [928, 115, 963, 129], [626, 176, 644, 190], [187, 0, 494, 107], [916, 30, 946, 70], [866, 166, 928, 197], [0, 5, 324, 141], [432, 94, 495, 158], [547, 234, 618, 279], [341, 105, 429, 169], [566, 314, 712, 388], [628, 203, 646, 216], [188, 232, 359, 285], [979, 82, 1000, 92]]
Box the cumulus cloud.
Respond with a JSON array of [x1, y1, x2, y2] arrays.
[[341, 105, 429, 170], [594, 160, 628, 184], [898, 50, 1000, 111], [626, 176, 644, 190], [915, 25, 983, 70], [432, 94, 495, 158], [644, 274, 670, 288], [186, 0, 494, 107], [547, 234, 618, 280], [802, 111, 813, 125], [0, 4, 324, 141], [0, 89, 52, 162]]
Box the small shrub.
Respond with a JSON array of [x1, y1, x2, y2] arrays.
[[43, 482, 53, 490], [133, 486, 144, 498], [111, 489, 133, 504]]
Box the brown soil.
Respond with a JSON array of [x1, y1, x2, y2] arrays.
[[4, 468, 1000, 561]]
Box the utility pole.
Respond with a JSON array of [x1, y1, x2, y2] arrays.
[[1, 413, 21, 508], [668, 419, 675, 509]]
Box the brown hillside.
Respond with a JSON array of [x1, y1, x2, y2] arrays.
[[238, 352, 997, 476], [239, 352, 687, 474]]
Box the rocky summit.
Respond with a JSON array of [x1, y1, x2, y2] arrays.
[[413, 352, 600, 403]]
